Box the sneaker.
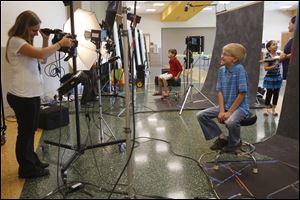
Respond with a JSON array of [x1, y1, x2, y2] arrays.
[[19, 168, 50, 179], [222, 141, 242, 153], [210, 138, 228, 151], [37, 161, 50, 169]]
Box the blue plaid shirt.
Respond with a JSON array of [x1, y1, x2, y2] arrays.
[[216, 63, 249, 115]]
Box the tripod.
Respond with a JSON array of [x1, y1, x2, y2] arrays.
[[95, 50, 119, 143], [43, 2, 126, 185], [179, 40, 215, 115]]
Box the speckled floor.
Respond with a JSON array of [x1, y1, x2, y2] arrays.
[[19, 66, 283, 199]]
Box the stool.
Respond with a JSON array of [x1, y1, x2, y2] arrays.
[[154, 76, 181, 86], [161, 68, 169, 74], [199, 113, 258, 174]]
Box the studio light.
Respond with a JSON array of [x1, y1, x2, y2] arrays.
[[63, 8, 101, 70]]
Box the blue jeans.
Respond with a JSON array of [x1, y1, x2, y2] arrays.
[[196, 106, 248, 146]]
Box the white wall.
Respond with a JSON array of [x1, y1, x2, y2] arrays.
[[263, 10, 293, 49], [138, 8, 293, 51], [1, 1, 68, 115], [138, 11, 216, 51], [90, 1, 109, 23]]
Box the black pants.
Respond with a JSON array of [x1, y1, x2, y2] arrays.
[[265, 88, 280, 106], [7, 93, 42, 173]]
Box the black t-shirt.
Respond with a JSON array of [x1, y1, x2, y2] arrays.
[[282, 38, 293, 68]]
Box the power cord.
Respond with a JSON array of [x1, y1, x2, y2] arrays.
[[44, 52, 66, 78]]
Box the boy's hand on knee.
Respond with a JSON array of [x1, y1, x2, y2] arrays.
[[218, 112, 226, 123], [223, 111, 232, 121]]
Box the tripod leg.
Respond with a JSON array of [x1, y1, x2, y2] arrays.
[[101, 117, 117, 140], [117, 108, 126, 118], [179, 86, 192, 115], [194, 86, 202, 94]]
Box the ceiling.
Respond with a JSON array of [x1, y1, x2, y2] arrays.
[[125, 1, 299, 14]]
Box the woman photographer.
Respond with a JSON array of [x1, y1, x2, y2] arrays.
[[6, 10, 73, 179]]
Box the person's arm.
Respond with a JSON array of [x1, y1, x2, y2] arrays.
[[217, 91, 226, 123], [224, 67, 248, 120], [174, 59, 183, 80], [279, 52, 291, 62], [18, 35, 72, 60], [264, 61, 279, 71], [227, 93, 246, 114], [40, 30, 49, 64], [223, 92, 246, 121]]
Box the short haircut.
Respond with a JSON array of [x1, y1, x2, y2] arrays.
[[168, 49, 177, 56], [223, 43, 247, 63]]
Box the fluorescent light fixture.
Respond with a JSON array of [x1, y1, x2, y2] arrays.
[[146, 8, 156, 12], [153, 3, 165, 6], [280, 5, 292, 9], [203, 7, 212, 10], [219, 1, 230, 4]]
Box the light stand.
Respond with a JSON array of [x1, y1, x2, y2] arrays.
[[43, 1, 126, 185], [179, 37, 215, 115], [121, 3, 134, 197], [95, 49, 118, 143]]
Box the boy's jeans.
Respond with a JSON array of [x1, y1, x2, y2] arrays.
[[196, 106, 248, 146]]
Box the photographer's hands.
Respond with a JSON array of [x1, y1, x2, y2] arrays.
[[58, 34, 74, 48], [39, 30, 49, 41]]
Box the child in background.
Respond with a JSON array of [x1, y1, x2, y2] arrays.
[[153, 49, 183, 97], [263, 40, 282, 116]]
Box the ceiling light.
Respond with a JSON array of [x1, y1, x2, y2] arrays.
[[146, 8, 156, 12], [203, 7, 212, 10], [219, 1, 230, 4], [153, 3, 165, 7], [280, 5, 292, 9]]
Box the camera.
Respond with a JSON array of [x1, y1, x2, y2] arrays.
[[185, 36, 204, 53], [40, 28, 78, 53]]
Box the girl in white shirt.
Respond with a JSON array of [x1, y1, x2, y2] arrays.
[[6, 10, 73, 179]]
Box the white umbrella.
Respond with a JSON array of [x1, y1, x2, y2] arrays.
[[64, 8, 101, 71]]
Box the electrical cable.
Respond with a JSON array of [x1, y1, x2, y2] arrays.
[[43, 52, 66, 78], [133, 136, 219, 199]]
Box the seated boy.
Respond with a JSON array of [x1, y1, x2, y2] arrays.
[[153, 49, 183, 97], [196, 43, 250, 152]]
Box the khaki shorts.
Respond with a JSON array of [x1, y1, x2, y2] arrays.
[[158, 73, 173, 80]]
